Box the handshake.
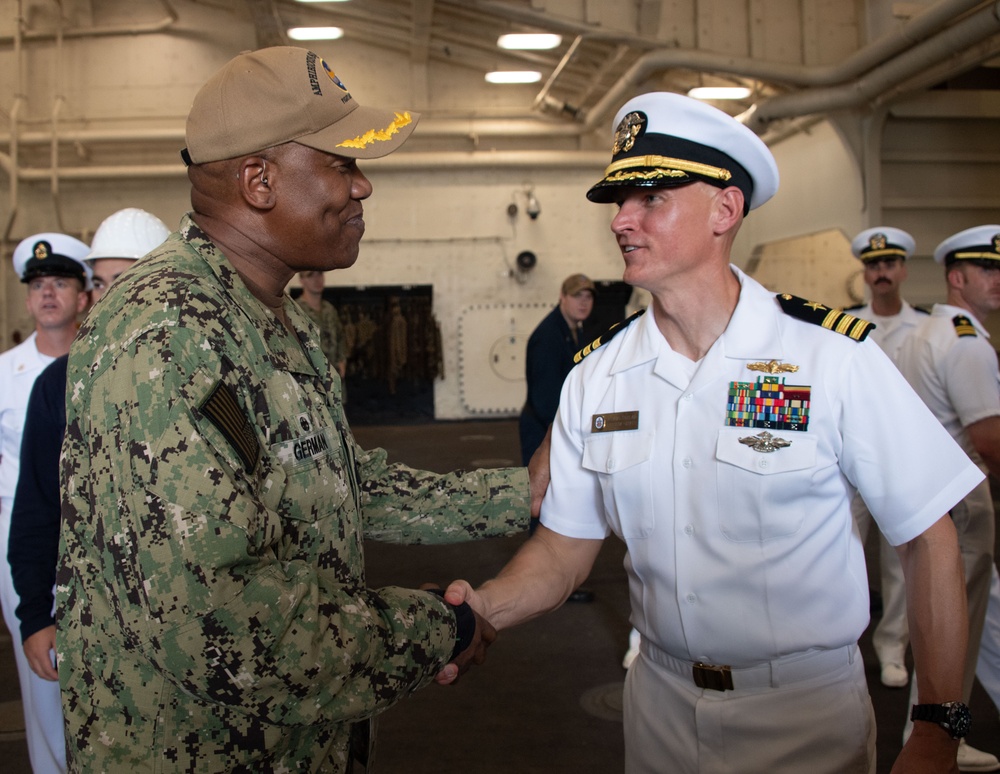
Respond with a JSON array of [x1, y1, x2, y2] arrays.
[[425, 509, 603, 686], [425, 581, 493, 686]]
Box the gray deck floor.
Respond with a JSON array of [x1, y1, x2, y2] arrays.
[[1, 419, 997, 772]]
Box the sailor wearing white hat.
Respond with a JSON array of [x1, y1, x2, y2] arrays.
[[9, 207, 171, 702], [441, 92, 978, 774], [897, 225, 1000, 773], [848, 226, 924, 361], [846, 226, 927, 693], [1, 231, 90, 774], [585, 90, 779, 212]]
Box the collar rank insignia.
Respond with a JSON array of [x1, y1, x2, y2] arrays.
[[776, 293, 875, 342], [953, 315, 977, 338], [574, 308, 645, 364]]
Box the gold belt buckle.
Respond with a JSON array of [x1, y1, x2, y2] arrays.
[[693, 662, 734, 691]]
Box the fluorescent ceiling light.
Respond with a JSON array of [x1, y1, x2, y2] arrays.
[[294, 1, 351, 4], [288, 26, 344, 40], [687, 86, 752, 100], [486, 71, 542, 84], [497, 33, 562, 50]]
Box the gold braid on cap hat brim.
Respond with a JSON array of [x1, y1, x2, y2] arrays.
[[951, 251, 1000, 261], [861, 248, 908, 260], [336, 112, 413, 151], [602, 154, 733, 183]]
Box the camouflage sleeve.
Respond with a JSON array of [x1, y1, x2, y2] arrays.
[[87, 325, 460, 725], [355, 444, 531, 544]]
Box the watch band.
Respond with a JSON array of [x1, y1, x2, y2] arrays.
[[910, 702, 971, 739], [426, 588, 476, 660]]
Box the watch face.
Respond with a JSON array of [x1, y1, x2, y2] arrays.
[[945, 703, 972, 738]]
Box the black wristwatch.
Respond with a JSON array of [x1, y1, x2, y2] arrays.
[[426, 589, 476, 660], [910, 702, 971, 739]]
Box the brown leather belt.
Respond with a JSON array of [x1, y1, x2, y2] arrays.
[[641, 641, 857, 692]]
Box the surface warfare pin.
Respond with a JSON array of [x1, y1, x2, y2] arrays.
[[739, 431, 791, 453]]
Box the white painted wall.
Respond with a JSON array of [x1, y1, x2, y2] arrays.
[[734, 120, 866, 269]]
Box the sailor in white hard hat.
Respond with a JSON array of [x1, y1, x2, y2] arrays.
[[85, 207, 171, 299]]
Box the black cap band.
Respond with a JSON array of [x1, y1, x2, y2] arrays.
[[587, 134, 754, 214]]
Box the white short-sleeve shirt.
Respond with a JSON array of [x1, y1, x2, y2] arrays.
[[852, 300, 927, 367], [896, 303, 1000, 465], [0, 333, 54, 513], [542, 268, 983, 666]]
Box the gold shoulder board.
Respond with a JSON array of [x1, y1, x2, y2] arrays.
[[573, 309, 646, 364], [776, 293, 874, 342], [953, 315, 977, 338]]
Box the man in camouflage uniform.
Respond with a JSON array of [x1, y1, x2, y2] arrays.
[[298, 269, 348, 378], [57, 47, 537, 772]]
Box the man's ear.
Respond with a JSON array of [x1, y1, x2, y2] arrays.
[[711, 186, 745, 234], [236, 155, 275, 210], [946, 264, 966, 290]]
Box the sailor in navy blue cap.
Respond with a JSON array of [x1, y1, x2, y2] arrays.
[[441, 92, 978, 774], [847, 226, 927, 694], [1, 230, 90, 774], [896, 224, 1000, 773]]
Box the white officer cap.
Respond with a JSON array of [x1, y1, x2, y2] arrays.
[[933, 225, 1000, 266], [586, 92, 779, 213], [13, 232, 92, 288], [851, 227, 915, 263]]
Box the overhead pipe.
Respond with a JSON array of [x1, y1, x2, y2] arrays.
[[0, 119, 585, 146], [12, 150, 609, 181], [1, 0, 991, 151], [0, 0, 178, 44], [873, 33, 1000, 109], [740, 1, 1000, 133], [0, 0, 997, 187], [582, 0, 993, 131], [532, 34, 583, 111]]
